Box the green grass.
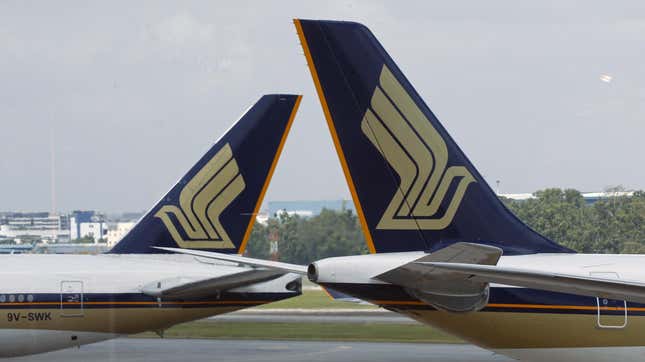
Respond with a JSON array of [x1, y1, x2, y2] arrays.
[[254, 290, 376, 310], [134, 320, 462, 344], [132, 285, 462, 344]]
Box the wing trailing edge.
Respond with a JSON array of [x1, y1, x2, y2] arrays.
[[155, 247, 308, 275], [141, 269, 284, 299], [372, 243, 502, 312], [424, 262, 645, 305]]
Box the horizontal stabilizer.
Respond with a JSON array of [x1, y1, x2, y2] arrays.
[[142, 269, 284, 299], [156, 247, 308, 274], [424, 262, 645, 305]]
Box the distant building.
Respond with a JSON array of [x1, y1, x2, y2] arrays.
[[0, 210, 139, 245], [498, 193, 536, 201], [580, 191, 635, 204], [499, 191, 635, 204], [255, 212, 269, 225], [69, 210, 107, 242], [0, 244, 34, 254], [0, 212, 70, 242], [267, 200, 356, 218], [267, 192, 637, 220], [32, 243, 109, 255], [106, 222, 136, 247], [105, 211, 145, 222]]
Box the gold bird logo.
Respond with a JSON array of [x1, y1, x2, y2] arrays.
[[361, 65, 475, 230], [154, 143, 245, 249]]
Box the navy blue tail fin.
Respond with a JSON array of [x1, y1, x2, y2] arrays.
[[295, 19, 572, 255], [109, 95, 301, 254]]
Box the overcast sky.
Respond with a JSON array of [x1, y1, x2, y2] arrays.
[[1, 1, 644, 212]]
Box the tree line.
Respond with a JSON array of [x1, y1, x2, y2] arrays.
[[502, 188, 645, 254], [247, 188, 645, 263], [246, 208, 368, 264]]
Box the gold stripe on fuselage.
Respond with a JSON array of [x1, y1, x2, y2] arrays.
[[398, 309, 642, 349], [0, 300, 269, 307], [0, 304, 264, 334], [374, 298, 641, 349], [375, 300, 641, 312]]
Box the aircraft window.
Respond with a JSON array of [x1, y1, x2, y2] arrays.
[[27, 295, 34, 302], [8, 295, 15, 302], [0, 295, 5, 302], [18, 295, 24, 302]]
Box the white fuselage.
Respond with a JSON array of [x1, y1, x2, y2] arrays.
[[311, 252, 645, 362], [0, 253, 299, 357]]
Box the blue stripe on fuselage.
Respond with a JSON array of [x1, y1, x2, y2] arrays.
[[320, 283, 633, 316], [0, 292, 295, 309]]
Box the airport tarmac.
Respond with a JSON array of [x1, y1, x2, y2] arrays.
[[9, 338, 513, 362]]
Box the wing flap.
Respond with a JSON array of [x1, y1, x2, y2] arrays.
[[371, 243, 502, 312], [142, 269, 283, 299], [374, 242, 502, 293], [424, 262, 645, 304]]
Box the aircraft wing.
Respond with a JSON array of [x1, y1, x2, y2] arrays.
[[373, 242, 645, 310], [422, 262, 645, 304], [374, 243, 502, 292], [142, 269, 284, 299], [155, 247, 308, 274], [370, 243, 504, 311]]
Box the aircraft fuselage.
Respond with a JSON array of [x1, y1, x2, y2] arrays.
[[0, 253, 299, 357], [311, 252, 645, 362]]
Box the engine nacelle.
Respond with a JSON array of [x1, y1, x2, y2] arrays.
[[307, 253, 427, 284], [406, 285, 490, 313], [307, 252, 491, 313]]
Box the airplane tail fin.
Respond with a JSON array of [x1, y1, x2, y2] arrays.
[[109, 94, 301, 254], [294, 19, 572, 255]]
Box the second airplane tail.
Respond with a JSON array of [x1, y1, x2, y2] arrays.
[[295, 19, 571, 255], [110, 94, 301, 254]]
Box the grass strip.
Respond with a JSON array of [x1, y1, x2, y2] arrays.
[[254, 290, 376, 310], [134, 320, 462, 344]]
